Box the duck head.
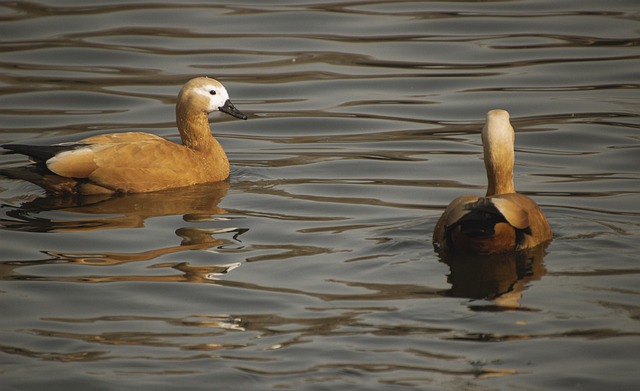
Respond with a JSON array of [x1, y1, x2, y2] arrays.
[[179, 77, 247, 120]]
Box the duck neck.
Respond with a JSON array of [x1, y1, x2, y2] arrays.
[[176, 103, 225, 156], [484, 145, 515, 196]]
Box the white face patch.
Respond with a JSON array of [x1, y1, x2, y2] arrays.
[[193, 83, 231, 113]]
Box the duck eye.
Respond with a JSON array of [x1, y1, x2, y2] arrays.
[[209, 90, 216, 95]]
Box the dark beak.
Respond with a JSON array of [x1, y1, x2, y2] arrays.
[[219, 99, 247, 120]]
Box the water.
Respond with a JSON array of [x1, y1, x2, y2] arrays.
[[1, 1, 639, 390]]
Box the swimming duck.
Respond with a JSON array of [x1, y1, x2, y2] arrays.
[[433, 109, 551, 254], [1, 77, 246, 194]]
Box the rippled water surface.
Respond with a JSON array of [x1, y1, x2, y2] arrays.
[[1, 1, 639, 390]]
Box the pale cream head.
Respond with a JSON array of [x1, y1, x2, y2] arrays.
[[482, 109, 516, 196], [179, 77, 231, 113]]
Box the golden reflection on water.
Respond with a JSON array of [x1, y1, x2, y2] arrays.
[[0, 344, 108, 363], [439, 244, 548, 308], [5, 260, 240, 284], [1, 173, 548, 305], [1, 181, 243, 283], [2, 181, 230, 232]]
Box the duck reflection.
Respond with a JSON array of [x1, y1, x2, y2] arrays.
[[4, 256, 240, 283], [1, 181, 245, 283], [438, 244, 548, 308], [1, 181, 231, 232]]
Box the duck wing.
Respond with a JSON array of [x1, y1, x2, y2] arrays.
[[3, 143, 85, 164], [435, 193, 550, 254]]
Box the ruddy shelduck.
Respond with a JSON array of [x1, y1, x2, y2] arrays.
[[2, 77, 246, 194], [433, 109, 552, 254]]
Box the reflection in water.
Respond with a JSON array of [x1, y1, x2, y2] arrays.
[[41, 226, 231, 266], [4, 258, 240, 284], [438, 244, 548, 308], [0, 344, 109, 363], [1, 172, 548, 305], [1, 181, 244, 283], [1, 181, 231, 232]]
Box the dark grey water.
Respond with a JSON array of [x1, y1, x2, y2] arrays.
[[1, 1, 639, 390]]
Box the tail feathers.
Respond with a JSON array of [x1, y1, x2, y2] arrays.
[[2, 144, 79, 163], [457, 209, 502, 237], [449, 197, 531, 238]]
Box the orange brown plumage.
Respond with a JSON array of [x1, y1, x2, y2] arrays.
[[433, 109, 552, 254], [2, 77, 246, 194]]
